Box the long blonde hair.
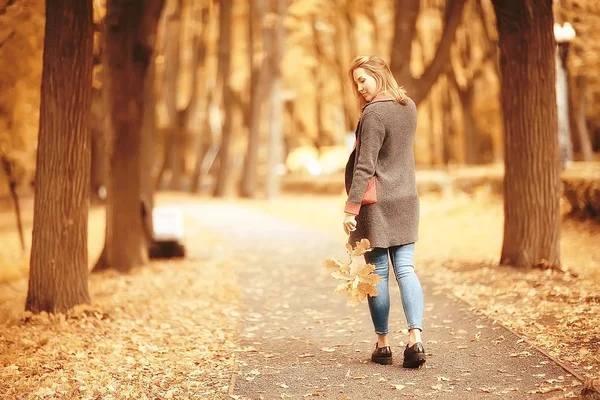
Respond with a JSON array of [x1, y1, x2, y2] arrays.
[[348, 55, 408, 107]]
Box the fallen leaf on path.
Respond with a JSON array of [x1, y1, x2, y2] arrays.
[[527, 386, 564, 394]]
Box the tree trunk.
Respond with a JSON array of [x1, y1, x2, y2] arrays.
[[164, 0, 185, 190], [189, 2, 213, 194], [492, 0, 561, 268], [555, 45, 573, 167], [390, 0, 419, 90], [1, 156, 26, 252], [571, 74, 593, 162], [94, 0, 164, 273], [458, 87, 478, 164], [240, 0, 265, 198], [213, 0, 234, 197], [265, 0, 287, 199], [90, 87, 107, 202], [333, 3, 358, 134], [140, 52, 157, 243], [311, 15, 326, 148], [26, 0, 93, 314]]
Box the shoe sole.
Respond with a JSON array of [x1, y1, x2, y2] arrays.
[[371, 356, 393, 365], [403, 355, 426, 369]]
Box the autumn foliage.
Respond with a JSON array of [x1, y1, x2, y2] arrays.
[[323, 238, 381, 306]]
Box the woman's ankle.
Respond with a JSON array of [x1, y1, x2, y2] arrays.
[[377, 333, 389, 347], [408, 328, 422, 346]]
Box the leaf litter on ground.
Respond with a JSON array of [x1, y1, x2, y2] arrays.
[[0, 206, 241, 399]]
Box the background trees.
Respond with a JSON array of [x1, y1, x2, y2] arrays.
[[3, 0, 599, 200]]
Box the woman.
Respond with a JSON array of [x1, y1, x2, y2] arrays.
[[343, 55, 426, 368]]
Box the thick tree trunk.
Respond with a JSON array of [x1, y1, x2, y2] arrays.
[[213, 0, 234, 197], [26, 0, 93, 313], [94, 0, 164, 273], [492, 0, 561, 267]]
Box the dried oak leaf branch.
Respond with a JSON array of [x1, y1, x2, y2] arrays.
[[323, 239, 382, 306]]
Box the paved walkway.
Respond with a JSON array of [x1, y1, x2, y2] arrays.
[[185, 203, 579, 399]]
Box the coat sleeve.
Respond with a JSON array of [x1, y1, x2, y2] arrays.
[[344, 111, 385, 215]]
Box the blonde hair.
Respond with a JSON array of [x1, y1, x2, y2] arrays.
[[348, 55, 408, 107]]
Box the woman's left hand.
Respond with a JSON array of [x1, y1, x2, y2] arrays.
[[343, 213, 357, 235]]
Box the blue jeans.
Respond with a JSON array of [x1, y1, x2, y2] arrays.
[[364, 243, 424, 334]]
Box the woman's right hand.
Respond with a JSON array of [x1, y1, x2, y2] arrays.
[[343, 213, 357, 235]]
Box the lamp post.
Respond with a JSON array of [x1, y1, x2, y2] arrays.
[[554, 22, 576, 169]]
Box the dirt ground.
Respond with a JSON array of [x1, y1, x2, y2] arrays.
[[0, 191, 598, 398]]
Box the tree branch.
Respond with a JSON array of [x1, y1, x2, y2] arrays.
[[411, 0, 468, 105]]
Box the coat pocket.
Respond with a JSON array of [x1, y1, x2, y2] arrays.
[[361, 177, 377, 205]]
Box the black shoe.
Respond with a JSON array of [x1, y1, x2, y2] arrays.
[[403, 342, 426, 368], [371, 343, 393, 365]]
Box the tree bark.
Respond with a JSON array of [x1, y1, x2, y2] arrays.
[[212, 0, 234, 197], [492, 0, 561, 268], [94, 0, 164, 273], [26, 0, 93, 313]]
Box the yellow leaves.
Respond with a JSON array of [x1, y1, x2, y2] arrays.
[[345, 238, 372, 257], [323, 239, 381, 306], [323, 258, 343, 270]]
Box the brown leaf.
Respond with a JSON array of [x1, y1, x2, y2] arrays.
[[323, 258, 344, 270], [350, 239, 372, 257]]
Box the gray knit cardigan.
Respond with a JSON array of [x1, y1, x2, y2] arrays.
[[344, 97, 420, 248]]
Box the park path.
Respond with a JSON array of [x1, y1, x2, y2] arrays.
[[181, 201, 580, 400]]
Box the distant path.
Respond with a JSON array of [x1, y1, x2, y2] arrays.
[[183, 202, 579, 399]]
